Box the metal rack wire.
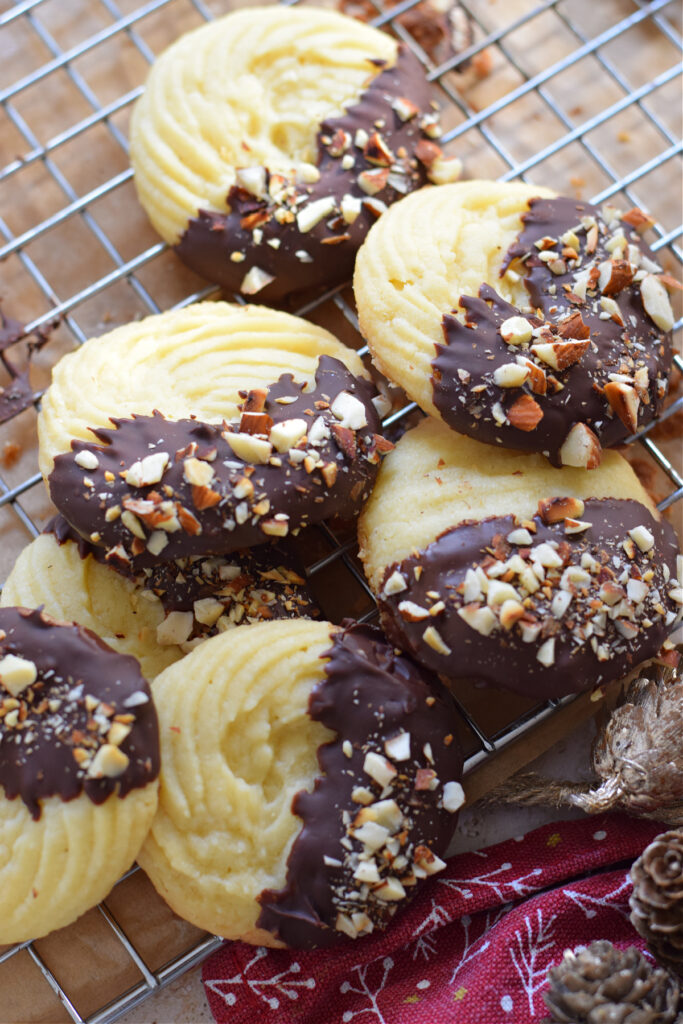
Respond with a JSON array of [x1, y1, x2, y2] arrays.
[[0, 0, 681, 1020]]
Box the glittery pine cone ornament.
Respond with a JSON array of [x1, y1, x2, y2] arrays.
[[630, 829, 683, 977], [589, 665, 683, 820], [483, 663, 683, 823], [543, 941, 681, 1023]]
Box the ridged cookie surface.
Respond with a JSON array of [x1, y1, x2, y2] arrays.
[[130, 6, 396, 246], [139, 619, 465, 947], [359, 419, 681, 699], [0, 608, 159, 942], [1, 783, 157, 943], [354, 182, 673, 466], [138, 619, 335, 946], [38, 302, 366, 477], [359, 416, 656, 591], [354, 181, 552, 426], [1, 529, 318, 679], [1, 535, 179, 680]]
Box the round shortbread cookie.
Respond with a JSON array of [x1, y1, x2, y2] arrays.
[[1, 535, 178, 681], [40, 303, 390, 561], [354, 181, 674, 467], [0, 608, 159, 943], [139, 619, 464, 948], [359, 417, 681, 699], [130, 7, 456, 301], [1, 529, 318, 680], [38, 302, 366, 476]]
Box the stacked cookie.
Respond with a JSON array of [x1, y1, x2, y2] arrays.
[[354, 180, 681, 701], [1, 301, 465, 948]]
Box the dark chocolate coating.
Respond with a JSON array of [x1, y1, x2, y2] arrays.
[[175, 46, 437, 301], [47, 514, 320, 639], [432, 197, 672, 465], [377, 498, 681, 700], [257, 621, 464, 948], [0, 607, 159, 820], [48, 356, 387, 567]]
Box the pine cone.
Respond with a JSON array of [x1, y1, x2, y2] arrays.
[[591, 666, 683, 817], [544, 940, 681, 1023], [631, 830, 683, 977]]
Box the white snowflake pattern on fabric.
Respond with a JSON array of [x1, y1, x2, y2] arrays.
[[563, 872, 632, 921], [509, 908, 558, 1015], [339, 956, 394, 1023], [204, 947, 316, 1011], [439, 862, 543, 902], [410, 898, 454, 961], [448, 908, 507, 986]]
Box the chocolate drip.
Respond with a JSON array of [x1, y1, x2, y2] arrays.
[[175, 46, 437, 301], [46, 514, 320, 639], [48, 356, 388, 567], [377, 498, 681, 700], [0, 607, 159, 819], [257, 622, 464, 948], [432, 198, 672, 464]]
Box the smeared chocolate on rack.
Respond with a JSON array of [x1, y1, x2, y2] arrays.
[[176, 46, 458, 301], [0, 607, 159, 819], [48, 356, 392, 567], [0, 309, 51, 426], [377, 498, 682, 700], [257, 621, 464, 948], [431, 198, 674, 467], [48, 514, 320, 646]]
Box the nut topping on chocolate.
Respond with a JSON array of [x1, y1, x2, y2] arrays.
[[48, 357, 392, 566], [0, 607, 159, 819], [176, 47, 458, 301], [378, 499, 681, 700], [431, 198, 674, 466], [48, 515, 320, 650], [256, 622, 464, 948]]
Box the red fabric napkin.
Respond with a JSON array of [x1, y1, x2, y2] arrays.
[[202, 812, 662, 1023]]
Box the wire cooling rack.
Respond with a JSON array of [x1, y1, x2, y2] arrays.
[[0, 0, 681, 1020]]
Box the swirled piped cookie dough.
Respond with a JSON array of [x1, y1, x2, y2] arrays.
[[130, 7, 459, 301], [0, 608, 159, 943], [358, 418, 682, 699], [39, 303, 393, 563], [139, 619, 464, 948], [1, 523, 319, 679], [354, 181, 675, 467]]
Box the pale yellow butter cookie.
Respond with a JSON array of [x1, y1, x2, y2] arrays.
[[354, 181, 674, 466], [139, 618, 465, 948], [42, 302, 390, 563], [38, 301, 366, 476], [1, 528, 319, 680], [1, 534, 178, 680], [0, 608, 159, 943], [358, 417, 681, 699], [130, 7, 455, 300]]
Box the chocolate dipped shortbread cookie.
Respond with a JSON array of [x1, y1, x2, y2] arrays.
[[39, 303, 392, 563], [359, 418, 682, 699], [138, 619, 464, 948], [354, 181, 675, 467], [130, 7, 459, 301], [0, 608, 159, 943], [1, 522, 319, 679]]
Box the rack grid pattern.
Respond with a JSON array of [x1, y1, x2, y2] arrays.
[[0, 0, 681, 1020]]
